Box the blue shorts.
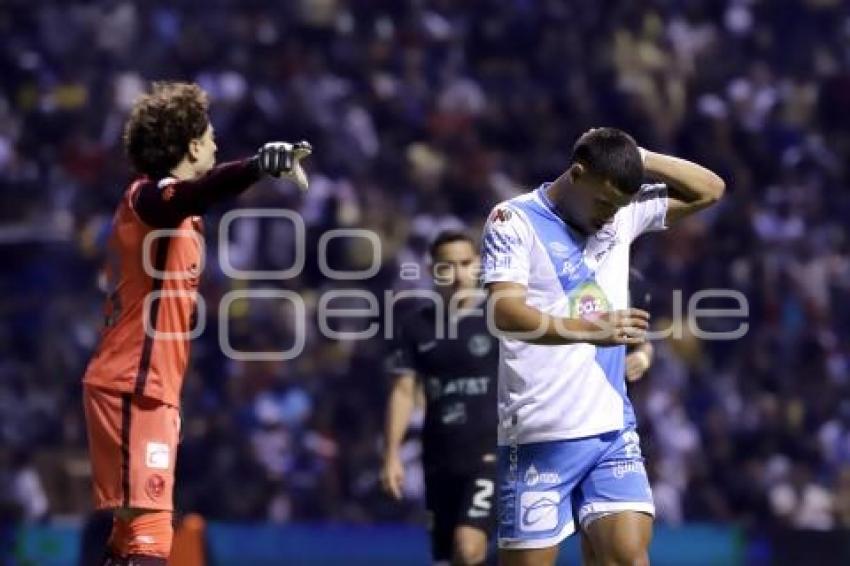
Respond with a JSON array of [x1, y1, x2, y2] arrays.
[[497, 427, 655, 549]]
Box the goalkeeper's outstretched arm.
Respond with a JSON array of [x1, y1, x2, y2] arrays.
[[134, 141, 312, 228]]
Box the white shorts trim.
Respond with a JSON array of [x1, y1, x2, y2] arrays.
[[498, 519, 576, 550], [578, 501, 655, 529]]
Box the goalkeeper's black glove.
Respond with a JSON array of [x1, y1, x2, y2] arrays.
[[256, 140, 313, 191]]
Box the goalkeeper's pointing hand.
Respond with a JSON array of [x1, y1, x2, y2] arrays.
[[256, 141, 313, 191]]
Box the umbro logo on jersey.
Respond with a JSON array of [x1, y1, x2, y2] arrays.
[[417, 341, 437, 353]]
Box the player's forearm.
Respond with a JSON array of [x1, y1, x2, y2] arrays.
[[384, 382, 415, 458], [135, 158, 262, 227], [175, 157, 263, 209], [643, 150, 725, 206], [492, 299, 590, 345]]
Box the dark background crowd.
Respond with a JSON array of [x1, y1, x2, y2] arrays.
[[2, 0, 850, 535]]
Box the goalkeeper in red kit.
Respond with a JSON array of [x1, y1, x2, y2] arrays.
[[81, 81, 311, 565]]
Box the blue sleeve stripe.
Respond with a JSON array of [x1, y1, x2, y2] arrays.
[[483, 232, 508, 254]]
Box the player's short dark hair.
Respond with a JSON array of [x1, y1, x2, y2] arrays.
[[124, 81, 210, 178], [571, 127, 643, 194], [429, 230, 476, 259]]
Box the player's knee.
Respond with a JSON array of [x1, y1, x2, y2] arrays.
[[452, 532, 486, 565], [608, 537, 649, 566], [110, 508, 173, 559], [620, 551, 649, 566], [498, 547, 558, 566], [585, 512, 652, 566]]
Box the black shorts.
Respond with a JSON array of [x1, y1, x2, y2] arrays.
[[424, 455, 497, 561]]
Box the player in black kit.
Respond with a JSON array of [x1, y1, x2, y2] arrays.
[[380, 234, 655, 564], [382, 231, 498, 565]]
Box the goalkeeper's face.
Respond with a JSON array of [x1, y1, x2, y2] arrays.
[[188, 124, 217, 177]]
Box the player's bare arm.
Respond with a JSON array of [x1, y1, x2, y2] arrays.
[[641, 149, 725, 224], [486, 281, 649, 346], [381, 371, 417, 500]]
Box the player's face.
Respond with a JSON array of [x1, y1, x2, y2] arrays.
[[432, 240, 480, 296], [567, 165, 633, 233], [189, 124, 217, 177]]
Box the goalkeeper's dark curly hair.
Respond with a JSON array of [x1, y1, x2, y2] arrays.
[[123, 82, 209, 178]]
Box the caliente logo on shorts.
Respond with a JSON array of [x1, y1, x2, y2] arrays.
[[519, 491, 560, 532]]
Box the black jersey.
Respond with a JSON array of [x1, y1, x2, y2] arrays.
[[389, 302, 498, 475]]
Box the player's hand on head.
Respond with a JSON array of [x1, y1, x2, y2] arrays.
[[256, 140, 312, 191], [381, 454, 405, 500], [587, 308, 649, 346]]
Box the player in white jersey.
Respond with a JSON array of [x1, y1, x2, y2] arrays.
[[481, 128, 724, 565]]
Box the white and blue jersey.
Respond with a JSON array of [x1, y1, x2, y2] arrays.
[[482, 183, 667, 548]]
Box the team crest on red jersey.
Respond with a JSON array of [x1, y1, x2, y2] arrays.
[[490, 208, 513, 223], [146, 474, 165, 500]]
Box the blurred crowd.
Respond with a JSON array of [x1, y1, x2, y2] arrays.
[[2, 0, 850, 534]]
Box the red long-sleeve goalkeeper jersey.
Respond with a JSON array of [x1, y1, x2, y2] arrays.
[[83, 159, 261, 406]]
